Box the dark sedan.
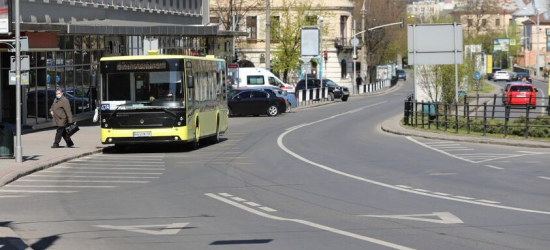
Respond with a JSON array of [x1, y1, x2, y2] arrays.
[[228, 89, 284, 117], [397, 69, 406, 81], [511, 72, 532, 83]]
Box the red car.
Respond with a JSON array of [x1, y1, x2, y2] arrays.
[[501, 82, 538, 107]]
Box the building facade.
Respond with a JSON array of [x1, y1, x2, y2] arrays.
[[0, 0, 230, 128], [210, 0, 355, 89]]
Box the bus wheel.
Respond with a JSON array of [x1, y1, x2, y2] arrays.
[[191, 126, 200, 150], [211, 123, 220, 144]]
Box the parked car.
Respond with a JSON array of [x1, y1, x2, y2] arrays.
[[235, 68, 295, 94], [227, 89, 285, 116], [396, 69, 407, 81], [487, 67, 502, 80], [27, 89, 91, 117], [510, 72, 532, 83], [248, 85, 297, 113], [296, 79, 350, 101], [493, 71, 510, 82], [501, 82, 538, 107]]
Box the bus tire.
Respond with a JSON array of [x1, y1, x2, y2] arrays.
[[191, 125, 200, 150], [210, 119, 220, 144], [267, 105, 279, 116]]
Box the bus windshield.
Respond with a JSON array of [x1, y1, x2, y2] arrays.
[[103, 71, 184, 107]]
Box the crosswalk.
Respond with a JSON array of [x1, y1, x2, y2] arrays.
[[0, 154, 165, 198], [407, 137, 547, 163]]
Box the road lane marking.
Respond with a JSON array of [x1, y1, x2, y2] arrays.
[[445, 149, 474, 151], [95, 223, 189, 235], [6, 185, 117, 188], [477, 200, 500, 204], [42, 170, 163, 175], [396, 185, 411, 189], [219, 193, 232, 197], [17, 180, 149, 183], [258, 207, 277, 212], [27, 175, 159, 179], [206, 193, 417, 250], [0, 195, 26, 198], [231, 197, 246, 202], [485, 165, 504, 170], [0, 190, 77, 193], [453, 196, 475, 200], [433, 192, 451, 196], [413, 189, 429, 192], [55, 166, 165, 171], [245, 202, 260, 206], [66, 163, 164, 167], [538, 176, 550, 181], [360, 212, 463, 224], [276, 105, 550, 215]]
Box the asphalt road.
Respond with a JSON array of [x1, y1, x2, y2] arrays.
[[1, 80, 550, 250]]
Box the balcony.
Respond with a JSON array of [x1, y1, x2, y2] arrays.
[[334, 37, 353, 50]]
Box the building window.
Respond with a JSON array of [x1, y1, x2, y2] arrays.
[[246, 16, 257, 42], [340, 16, 348, 41], [495, 19, 500, 26], [467, 19, 473, 27], [482, 19, 487, 26], [210, 16, 220, 24], [305, 15, 317, 25]]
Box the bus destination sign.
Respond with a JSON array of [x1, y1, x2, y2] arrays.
[[116, 61, 167, 71]]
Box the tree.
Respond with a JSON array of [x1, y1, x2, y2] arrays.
[[269, 0, 330, 83], [354, 0, 408, 82], [210, 0, 262, 31]]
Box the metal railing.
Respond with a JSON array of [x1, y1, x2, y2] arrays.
[[357, 80, 391, 94], [404, 94, 550, 139]]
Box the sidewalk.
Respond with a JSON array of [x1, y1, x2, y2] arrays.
[[381, 114, 550, 148], [0, 121, 105, 187]]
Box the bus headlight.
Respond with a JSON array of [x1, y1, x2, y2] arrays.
[[177, 122, 182, 126]]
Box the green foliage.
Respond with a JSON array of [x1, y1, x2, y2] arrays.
[[270, 0, 330, 82]]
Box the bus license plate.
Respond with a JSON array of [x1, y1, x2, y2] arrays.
[[133, 131, 152, 137]]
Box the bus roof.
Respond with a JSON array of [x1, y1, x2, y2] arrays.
[[100, 55, 225, 62]]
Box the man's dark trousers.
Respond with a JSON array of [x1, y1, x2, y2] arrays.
[[54, 126, 73, 146]]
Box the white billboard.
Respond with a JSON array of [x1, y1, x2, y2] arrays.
[[301, 27, 319, 57], [407, 24, 463, 65]]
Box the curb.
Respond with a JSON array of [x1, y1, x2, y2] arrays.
[[381, 115, 550, 149], [0, 148, 105, 187]]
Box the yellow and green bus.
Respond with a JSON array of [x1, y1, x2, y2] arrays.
[[99, 53, 228, 149]]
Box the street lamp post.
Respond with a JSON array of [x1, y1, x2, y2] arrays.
[[266, 0, 271, 71], [536, 7, 541, 77], [361, 0, 366, 82], [318, 16, 324, 84]]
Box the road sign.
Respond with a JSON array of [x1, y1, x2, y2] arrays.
[[473, 71, 481, 80], [350, 38, 360, 46]]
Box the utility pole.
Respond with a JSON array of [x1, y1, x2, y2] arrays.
[[266, 0, 271, 71], [353, 19, 356, 94], [15, 0, 22, 162], [361, 0, 366, 82], [536, 7, 541, 77]]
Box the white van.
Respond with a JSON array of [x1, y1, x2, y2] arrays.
[[236, 68, 295, 93]]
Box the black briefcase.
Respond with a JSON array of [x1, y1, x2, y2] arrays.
[[65, 122, 80, 136]]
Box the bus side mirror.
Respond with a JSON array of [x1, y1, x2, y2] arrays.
[[187, 76, 194, 88]]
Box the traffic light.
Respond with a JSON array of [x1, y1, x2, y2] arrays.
[[323, 50, 328, 61]]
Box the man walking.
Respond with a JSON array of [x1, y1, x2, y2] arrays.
[[355, 74, 363, 94], [50, 88, 74, 148]]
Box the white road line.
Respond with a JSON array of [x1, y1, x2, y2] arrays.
[[517, 151, 547, 154], [230, 197, 247, 202], [218, 193, 232, 197], [395, 185, 411, 189], [433, 192, 451, 196], [453, 196, 475, 200], [66, 163, 163, 167], [445, 149, 474, 151], [42, 170, 163, 175], [485, 165, 504, 170], [259, 206, 278, 212], [17, 180, 149, 183], [244, 202, 261, 207], [70, 161, 163, 164], [413, 189, 429, 192], [406, 137, 476, 163], [55, 166, 165, 171], [277, 109, 550, 215], [477, 200, 500, 204], [430, 144, 462, 147], [0, 190, 77, 193], [6, 185, 117, 188], [26, 175, 159, 179], [206, 193, 416, 250], [538, 176, 550, 181], [424, 141, 457, 145], [0, 195, 25, 198], [455, 153, 509, 156], [96, 155, 164, 158]]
